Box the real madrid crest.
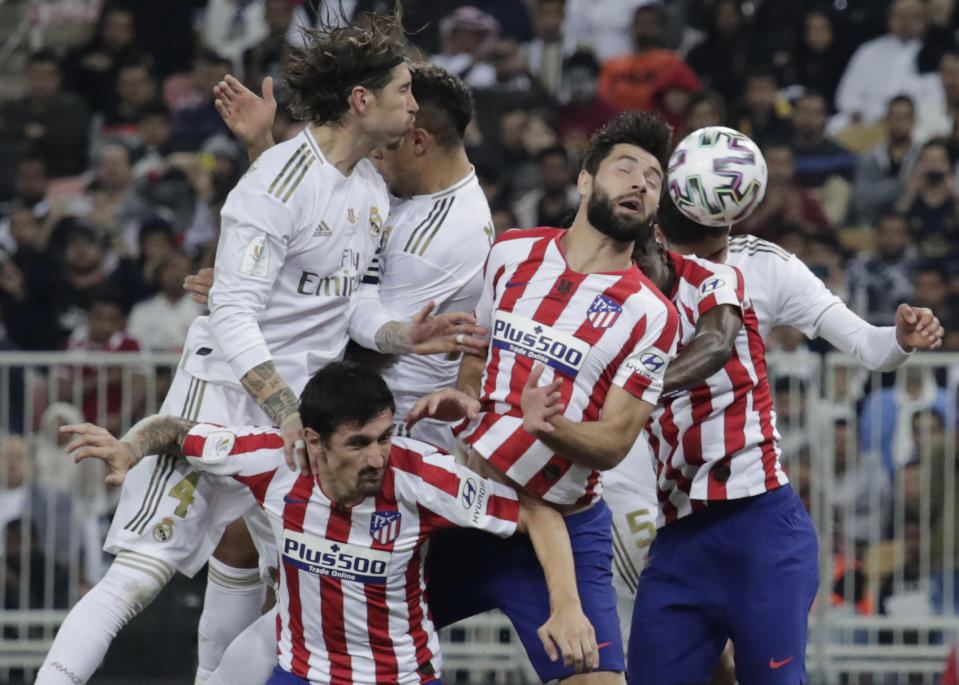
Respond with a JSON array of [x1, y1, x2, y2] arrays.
[[369, 206, 383, 237], [153, 517, 174, 543]]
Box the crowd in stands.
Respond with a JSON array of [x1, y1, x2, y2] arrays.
[[2, 0, 959, 666]]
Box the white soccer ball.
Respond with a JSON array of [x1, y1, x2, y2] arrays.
[[666, 126, 767, 227]]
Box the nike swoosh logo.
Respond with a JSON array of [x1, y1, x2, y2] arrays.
[[769, 657, 794, 669], [597, 642, 612, 649], [283, 496, 310, 504], [504, 281, 527, 288]]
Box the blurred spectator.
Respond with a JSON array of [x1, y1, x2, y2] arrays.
[[834, 0, 926, 127], [685, 0, 751, 106], [491, 205, 519, 236], [127, 251, 203, 352], [127, 0, 201, 79], [243, 0, 295, 91], [919, 407, 959, 615], [851, 95, 922, 226], [432, 6, 500, 89], [168, 50, 234, 153], [562, 0, 649, 62], [0, 51, 91, 178], [512, 145, 578, 229], [63, 4, 144, 114], [477, 38, 551, 105], [108, 217, 178, 309], [0, 156, 55, 254], [683, 90, 726, 136], [785, 9, 849, 111], [877, 511, 927, 617], [916, 51, 959, 142], [555, 51, 618, 158], [203, 0, 273, 73], [847, 213, 917, 327], [829, 417, 892, 547], [98, 58, 159, 146], [522, 0, 567, 97], [734, 69, 793, 148], [804, 233, 849, 302], [649, 60, 702, 135], [860, 367, 953, 475], [918, 0, 959, 74], [790, 91, 857, 194], [733, 144, 829, 241], [914, 263, 952, 319], [86, 144, 135, 254], [597, 2, 690, 112], [896, 139, 959, 264], [131, 102, 175, 176], [58, 290, 146, 434]]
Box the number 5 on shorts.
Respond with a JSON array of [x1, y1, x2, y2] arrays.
[[168, 472, 201, 517], [626, 509, 657, 550]]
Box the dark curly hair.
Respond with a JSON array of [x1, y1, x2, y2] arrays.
[[582, 111, 673, 176], [285, 4, 409, 126], [408, 62, 473, 148]]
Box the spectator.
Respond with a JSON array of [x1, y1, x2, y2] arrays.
[[918, 0, 959, 74], [168, 50, 234, 153], [131, 101, 175, 176], [243, 0, 295, 92], [58, 289, 146, 434], [562, 0, 649, 62], [597, 2, 690, 112], [834, 0, 926, 127], [877, 511, 927, 617], [804, 232, 850, 302], [786, 10, 849, 111], [896, 139, 959, 264], [99, 58, 159, 144], [127, 251, 203, 352], [491, 204, 519, 236], [555, 50, 618, 157], [851, 95, 923, 225], [477, 38, 552, 104], [0, 52, 91, 177], [203, 0, 272, 73], [86, 144, 135, 254], [0, 156, 55, 254], [107, 217, 178, 309], [734, 69, 793, 148], [683, 90, 726, 135], [916, 51, 959, 143], [649, 60, 702, 135], [63, 4, 144, 114], [790, 91, 858, 193], [522, 0, 567, 97], [829, 417, 892, 548], [733, 144, 830, 241], [431, 6, 500, 90], [512, 145, 578, 229], [847, 213, 917, 326], [685, 0, 752, 106], [914, 263, 952, 319]]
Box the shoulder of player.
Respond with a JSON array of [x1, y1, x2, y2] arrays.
[[675, 252, 742, 286], [395, 191, 492, 258], [388, 438, 460, 489], [183, 424, 283, 460], [236, 136, 326, 204], [726, 234, 793, 263]]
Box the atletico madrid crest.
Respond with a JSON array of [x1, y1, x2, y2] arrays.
[[586, 295, 622, 329], [370, 510, 401, 545]]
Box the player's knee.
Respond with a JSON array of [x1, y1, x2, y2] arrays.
[[213, 518, 259, 568], [101, 553, 174, 625]]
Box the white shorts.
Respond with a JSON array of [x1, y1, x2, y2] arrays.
[[603, 439, 661, 646], [104, 364, 274, 577]]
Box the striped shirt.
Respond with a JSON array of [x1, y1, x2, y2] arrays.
[[182, 424, 519, 685], [648, 252, 787, 525], [460, 227, 679, 506]]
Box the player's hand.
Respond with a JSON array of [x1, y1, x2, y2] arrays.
[[536, 603, 598, 674], [184, 267, 214, 305], [214, 74, 276, 152], [407, 301, 489, 356], [521, 365, 564, 434], [279, 413, 310, 474], [895, 304, 944, 351], [405, 388, 480, 428], [60, 423, 135, 486]]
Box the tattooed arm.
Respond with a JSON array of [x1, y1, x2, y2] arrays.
[[240, 360, 307, 472], [61, 416, 197, 485]]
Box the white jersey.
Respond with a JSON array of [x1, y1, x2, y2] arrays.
[[647, 252, 787, 525], [349, 169, 494, 416], [183, 424, 519, 685], [460, 227, 679, 507], [182, 127, 390, 395]]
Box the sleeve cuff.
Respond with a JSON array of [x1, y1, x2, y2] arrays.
[[350, 308, 395, 351], [228, 343, 274, 380]]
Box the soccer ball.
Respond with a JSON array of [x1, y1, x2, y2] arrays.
[[666, 126, 767, 227]]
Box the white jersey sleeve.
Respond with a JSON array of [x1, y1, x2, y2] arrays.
[[389, 437, 519, 538], [181, 423, 286, 477]]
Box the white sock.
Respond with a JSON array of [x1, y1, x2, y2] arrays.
[[35, 551, 173, 684], [206, 607, 279, 685], [195, 558, 266, 683]]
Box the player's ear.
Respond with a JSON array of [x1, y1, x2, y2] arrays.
[[411, 127, 430, 155], [577, 169, 592, 198], [350, 85, 371, 115], [304, 428, 324, 457]]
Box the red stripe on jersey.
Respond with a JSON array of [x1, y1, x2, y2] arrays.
[[182, 434, 204, 457], [408, 505, 436, 676], [321, 506, 353, 685], [233, 432, 285, 454], [390, 446, 460, 497], [610, 315, 648, 404], [524, 453, 574, 494], [682, 383, 714, 467], [487, 493, 519, 522], [366, 489, 400, 684], [281, 475, 315, 676], [744, 306, 780, 489], [486, 425, 538, 476], [234, 469, 278, 506], [698, 293, 717, 316]]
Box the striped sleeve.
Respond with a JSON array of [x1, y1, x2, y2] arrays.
[[694, 262, 745, 316], [182, 423, 286, 477], [390, 443, 519, 537], [614, 296, 679, 404]]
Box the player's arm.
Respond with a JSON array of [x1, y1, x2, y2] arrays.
[[522, 366, 657, 470], [214, 74, 276, 161], [62, 416, 196, 485], [515, 491, 598, 673], [663, 303, 741, 394]]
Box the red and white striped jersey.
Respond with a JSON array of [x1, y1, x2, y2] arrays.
[[182, 424, 519, 685], [648, 252, 788, 525], [460, 227, 679, 507]]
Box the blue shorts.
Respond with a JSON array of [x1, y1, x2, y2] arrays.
[[628, 484, 819, 685], [266, 665, 443, 685], [427, 499, 625, 681]]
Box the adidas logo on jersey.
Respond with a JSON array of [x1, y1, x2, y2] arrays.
[[314, 221, 332, 238]]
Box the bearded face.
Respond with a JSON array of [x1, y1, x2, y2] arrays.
[[586, 178, 656, 245]]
